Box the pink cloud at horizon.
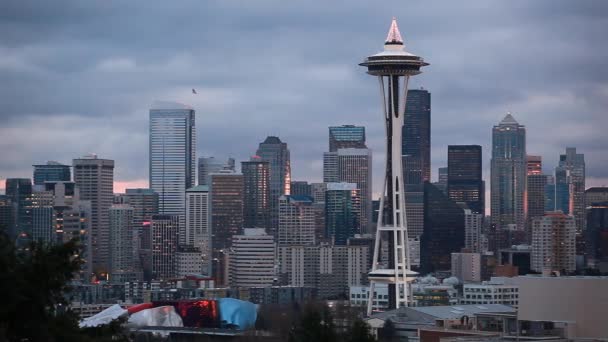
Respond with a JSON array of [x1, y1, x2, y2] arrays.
[[113, 179, 149, 193]]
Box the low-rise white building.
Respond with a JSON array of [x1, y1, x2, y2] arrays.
[[349, 284, 388, 311], [461, 277, 518, 307]]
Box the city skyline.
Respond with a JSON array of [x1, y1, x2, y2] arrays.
[[1, 1, 607, 213]]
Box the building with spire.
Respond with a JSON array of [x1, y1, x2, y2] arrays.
[[360, 17, 428, 314], [491, 113, 526, 233], [255, 136, 291, 236]]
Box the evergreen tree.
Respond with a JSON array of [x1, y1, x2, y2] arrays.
[[0, 227, 129, 341], [344, 318, 376, 342]]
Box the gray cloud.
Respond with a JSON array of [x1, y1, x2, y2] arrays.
[[1, 0, 607, 197]]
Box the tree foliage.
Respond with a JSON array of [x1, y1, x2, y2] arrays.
[[0, 227, 129, 341]]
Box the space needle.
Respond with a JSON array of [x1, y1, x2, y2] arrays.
[[360, 18, 428, 315]]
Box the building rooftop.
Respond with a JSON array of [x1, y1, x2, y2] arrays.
[[242, 228, 268, 236], [326, 182, 357, 191], [499, 113, 519, 125], [186, 185, 210, 192], [370, 304, 516, 323], [150, 101, 193, 110], [586, 187, 608, 193], [261, 136, 283, 144]]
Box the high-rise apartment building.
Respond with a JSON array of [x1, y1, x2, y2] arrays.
[[242, 157, 271, 229], [531, 212, 576, 274], [149, 102, 196, 218], [255, 136, 291, 234], [447, 145, 484, 214], [185, 185, 211, 275], [230, 228, 276, 288], [491, 113, 526, 231], [451, 252, 482, 283], [325, 183, 361, 245], [402, 88, 431, 184], [197, 157, 235, 186], [73, 155, 114, 272], [464, 209, 484, 253], [150, 214, 179, 280], [278, 195, 316, 246], [557, 147, 585, 254], [109, 204, 137, 283], [33, 161, 71, 185], [421, 182, 465, 273], [328, 125, 366, 152], [323, 148, 372, 232]]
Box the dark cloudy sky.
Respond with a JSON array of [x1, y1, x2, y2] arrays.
[[1, 1, 607, 201]]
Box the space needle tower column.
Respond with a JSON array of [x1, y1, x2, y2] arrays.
[[360, 18, 428, 315]]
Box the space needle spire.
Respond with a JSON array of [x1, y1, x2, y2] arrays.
[[360, 18, 429, 315]]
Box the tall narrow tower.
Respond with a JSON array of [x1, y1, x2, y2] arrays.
[[360, 18, 428, 315]]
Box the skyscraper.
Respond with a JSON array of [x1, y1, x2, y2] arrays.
[[329, 125, 366, 152], [360, 17, 428, 312], [150, 214, 179, 280], [278, 195, 316, 246], [586, 201, 608, 269], [73, 155, 114, 272], [198, 157, 235, 186], [210, 170, 244, 285], [325, 182, 361, 245], [447, 145, 484, 214], [210, 171, 244, 251], [491, 113, 526, 231], [30, 189, 54, 244], [33, 161, 71, 185], [185, 185, 211, 275], [402, 88, 431, 185], [242, 157, 271, 229], [109, 204, 137, 283], [421, 182, 465, 273], [149, 102, 196, 218], [256, 136, 290, 235], [323, 148, 372, 232], [526, 155, 548, 233], [557, 147, 586, 253], [531, 212, 576, 274], [5, 178, 32, 239]]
